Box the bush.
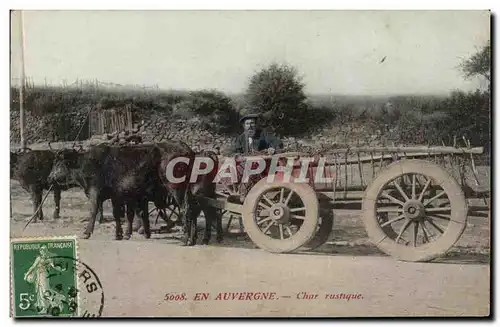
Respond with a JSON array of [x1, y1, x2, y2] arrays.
[[289, 103, 336, 136], [438, 90, 490, 148], [393, 110, 450, 145], [204, 106, 240, 135], [244, 63, 310, 136], [379, 90, 490, 148], [173, 90, 240, 134]]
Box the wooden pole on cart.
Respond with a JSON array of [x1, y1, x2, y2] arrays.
[[18, 10, 27, 149]]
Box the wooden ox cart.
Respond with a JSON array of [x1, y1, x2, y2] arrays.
[[196, 145, 489, 262], [13, 140, 489, 262]]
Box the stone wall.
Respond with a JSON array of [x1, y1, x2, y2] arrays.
[[10, 109, 90, 145], [11, 108, 396, 152]]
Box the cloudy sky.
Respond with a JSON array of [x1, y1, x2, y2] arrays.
[[10, 10, 490, 95]]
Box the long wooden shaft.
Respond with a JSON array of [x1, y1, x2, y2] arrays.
[[19, 11, 27, 149]]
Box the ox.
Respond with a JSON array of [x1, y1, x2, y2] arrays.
[[48, 141, 197, 243], [186, 150, 223, 245], [10, 148, 104, 223], [135, 149, 224, 245]]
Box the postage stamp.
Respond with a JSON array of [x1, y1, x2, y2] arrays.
[[10, 236, 104, 318], [10, 236, 78, 317]]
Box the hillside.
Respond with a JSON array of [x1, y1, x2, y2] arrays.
[[9, 84, 490, 156]]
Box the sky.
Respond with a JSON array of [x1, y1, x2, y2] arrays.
[[10, 10, 491, 95]]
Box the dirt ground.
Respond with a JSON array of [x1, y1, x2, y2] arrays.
[[10, 179, 490, 261], [9, 178, 491, 317]]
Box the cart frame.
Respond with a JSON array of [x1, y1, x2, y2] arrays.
[[196, 145, 489, 262]]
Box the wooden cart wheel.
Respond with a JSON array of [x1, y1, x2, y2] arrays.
[[301, 208, 334, 251], [136, 201, 181, 234], [362, 159, 468, 262], [242, 178, 319, 253], [161, 202, 183, 226]]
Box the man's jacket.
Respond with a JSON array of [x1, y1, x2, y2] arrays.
[[231, 128, 283, 155]]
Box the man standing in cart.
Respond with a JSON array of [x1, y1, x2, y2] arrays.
[[232, 113, 283, 155]]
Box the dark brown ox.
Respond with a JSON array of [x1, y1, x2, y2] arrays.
[[48, 141, 196, 243], [185, 150, 223, 245], [10, 148, 103, 223]]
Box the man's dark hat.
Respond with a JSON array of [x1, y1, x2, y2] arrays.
[[239, 113, 260, 124]]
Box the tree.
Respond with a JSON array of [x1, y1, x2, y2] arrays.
[[244, 63, 309, 135], [460, 40, 491, 85]]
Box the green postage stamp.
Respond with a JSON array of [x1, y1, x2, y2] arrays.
[[10, 236, 78, 318]]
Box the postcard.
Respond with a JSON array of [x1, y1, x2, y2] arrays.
[[9, 10, 491, 317]]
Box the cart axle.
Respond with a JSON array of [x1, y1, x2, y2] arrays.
[[403, 200, 426, 220]]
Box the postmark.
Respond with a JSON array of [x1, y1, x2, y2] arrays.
[[10, 236, 104, 318]]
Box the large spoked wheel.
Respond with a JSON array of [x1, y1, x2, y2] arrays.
[[362, 159, 468, 262], [160, 201, 182, 227], [242, 178, 319, 253], [137, 199, 182, 234]]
